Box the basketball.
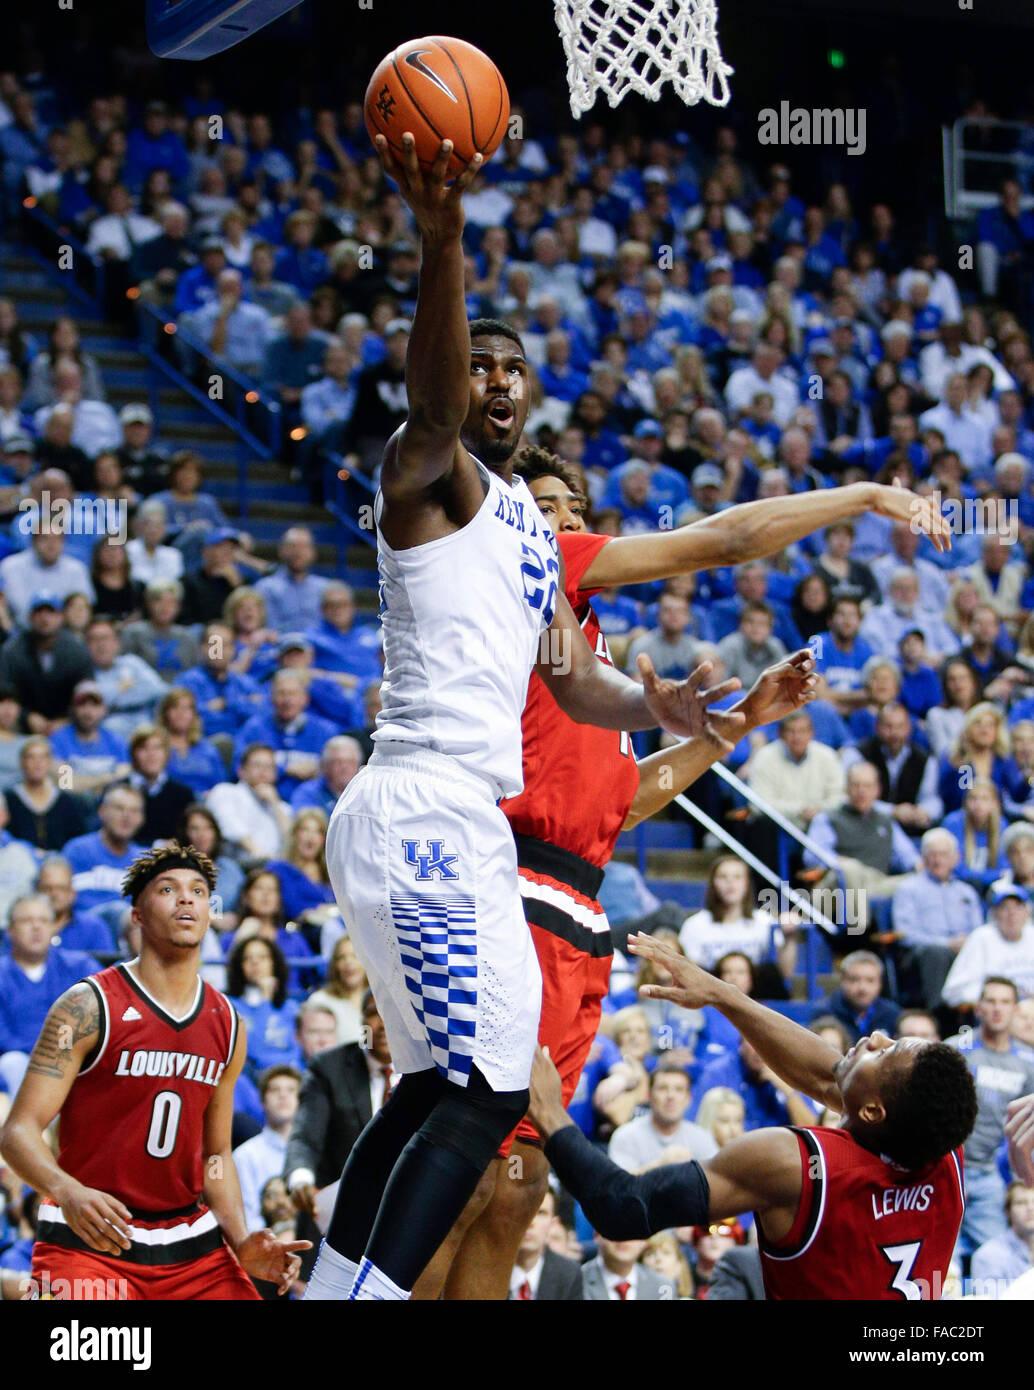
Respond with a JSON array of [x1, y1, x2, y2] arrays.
[[364, 36, 510, 177]]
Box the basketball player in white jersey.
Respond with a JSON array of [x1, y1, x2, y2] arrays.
[[306, 135, 746, 1302]]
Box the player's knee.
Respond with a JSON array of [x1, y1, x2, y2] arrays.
[[493, 1147, 550, 1234], [422, 1070, 530, 1172]]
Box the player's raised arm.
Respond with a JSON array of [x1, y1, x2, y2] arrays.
[[372, 133, 484, 500], [527, 1047, 802, 1241], [624, 650, 817, 828], [537, 593, 747, 743], [0, 983, 133, 1257], [630, 935, 843, 1110], [577, 479, 952, 590], [202, 1018, 310, 1295]]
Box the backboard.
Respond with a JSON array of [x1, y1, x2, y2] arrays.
[[146, 0, 306, 58]]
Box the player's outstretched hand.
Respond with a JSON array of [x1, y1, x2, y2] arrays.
[[872, 477, 953, 553], [236, 1230, 313, 1296], [630, 932, 720, 1010], [638, 654, 744, 748], [527, 1046, 570, 1140], [1005, 1093, 1034, 1187], [59, 1181, 133, 1256], [740, 648, 818, 728], [373, 132, 482, 240]]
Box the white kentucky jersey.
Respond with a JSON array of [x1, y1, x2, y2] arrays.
[[373, 459, 559, 798]]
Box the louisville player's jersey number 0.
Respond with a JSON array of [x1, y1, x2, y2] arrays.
[[145, 1090, 183, 1160]]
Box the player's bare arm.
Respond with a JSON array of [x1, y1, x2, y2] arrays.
[[202, 1020, 311, 1295], [366, 133, 489, 547], [624, 649, 817, 828], [0, 983, 133, 1257], [528, 1046, 803, 1242], [537, 593, 746, 743], [630, 935, 843, 1110], [578, 479, 952, 590]]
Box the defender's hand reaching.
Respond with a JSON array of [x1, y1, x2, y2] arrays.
[[637, 655, 745, 749]]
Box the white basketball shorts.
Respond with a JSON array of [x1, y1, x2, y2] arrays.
[[325, 742, 541, 1092]]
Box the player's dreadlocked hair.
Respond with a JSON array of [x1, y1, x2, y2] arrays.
[[513, 445, 586, 500], [468, 318, 526, 357], [122, 842, 217, 904], [878, 1043, 977, 1171]]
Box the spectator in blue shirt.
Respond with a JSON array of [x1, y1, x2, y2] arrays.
[[273, 635, 364, 728], [273, 211, 330, 295], [62, 782, 148, 918], [265, 807, 336, 925], [570, 390, 627, 472], [300, 342, 357, 441], [891, 827, 985, 1010], [537, 329, 590, 403], [263, 304, 331, 414], [898, 629, 943, 721], [227, 868, 318, 989], [942, 780, 1008, 894], [808, 950, 901, 1044], [182, 269, 274, 377], [971, 1183, 1034, 1295], [977, 179, 1034, 311], [938, 700, 1015, 816], [34, 854, 118, 957], [225, 934, 302, 1080], [157, 687, 227, 796], [244, 113, 295, 187], [290, 734, 363, 818], [178, 621, 264, 739], [303, 582, 382, 685], [173, 239, 228, 316], [0, 893, 100, 1096], [255, 527, 330, 632], [149, 450, 228, 542], [124, 102, 190, 192], [48, 679, 130, 799], [234, 670, 339, 803]]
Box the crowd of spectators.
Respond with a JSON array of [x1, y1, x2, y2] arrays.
[[2, 65, 1034, 1298]]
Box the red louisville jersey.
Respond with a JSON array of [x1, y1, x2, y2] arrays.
[[58, 964, 239, 1213], [759, 1127, 965, 1301], [503, 530, 640, 869]]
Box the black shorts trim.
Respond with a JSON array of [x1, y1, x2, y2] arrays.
[[36, 1218, 225, 1268], [513, 833, 605, 900], [520, 892, 614, 960]]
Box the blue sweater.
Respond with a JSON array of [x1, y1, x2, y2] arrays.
[[0, 949, 100, 1052]]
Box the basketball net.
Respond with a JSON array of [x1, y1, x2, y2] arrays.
[[554, 0, 733, 117]]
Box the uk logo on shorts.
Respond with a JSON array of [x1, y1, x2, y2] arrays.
[[402, 839, 460, 881]]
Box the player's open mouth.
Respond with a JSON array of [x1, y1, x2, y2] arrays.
[[486, 398, 515, 428]]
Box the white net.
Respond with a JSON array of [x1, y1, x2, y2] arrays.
[[555, 0, 733, 118]]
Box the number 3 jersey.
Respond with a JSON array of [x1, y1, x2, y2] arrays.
[[51, 964, 238, 1222], [373, 460, 559, 800], [759, 1127, 965, 1300]]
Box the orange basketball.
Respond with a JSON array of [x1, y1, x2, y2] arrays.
[[364, 36, 509, 178]]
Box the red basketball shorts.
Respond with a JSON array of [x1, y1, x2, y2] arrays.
[[499, 860, 613, 1156], [29, 1240, 262, 1301]]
